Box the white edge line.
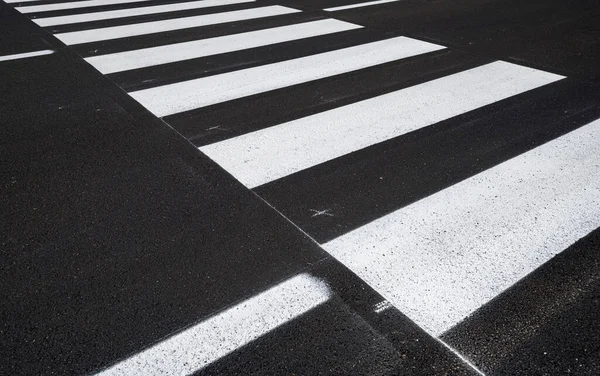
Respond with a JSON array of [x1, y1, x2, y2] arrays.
[[0, 49, 54, 62], [436, 338, 487, 376], [325, 0, 399, 11], [94, 273, 331, 375]]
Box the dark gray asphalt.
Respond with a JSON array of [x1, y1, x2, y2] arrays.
[[2, 0, 600, 375]]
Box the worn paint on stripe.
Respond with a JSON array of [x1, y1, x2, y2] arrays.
[[54, 6, 300, 45], [130, 36, 444, 116], [0, 49, 54, 62], [32, 0, 255, 27], [199, 61, 562, 188], [95, 273, 330, 375], [87, 19, 362, 74], [324, 118, 600, 337], [325, 0, 400, 11], [16, 0, 154, 14]]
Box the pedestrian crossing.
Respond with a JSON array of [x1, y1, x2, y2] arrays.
[[130, 36, 444, 116], [199, 61, 561, 188], [10, 0, 155, 13], [30, 0, 256, 27], [324, 117, 600, 335], [85, 19, 361, 74], [12, 0, 600, 371], [53, 6, 300, 44]]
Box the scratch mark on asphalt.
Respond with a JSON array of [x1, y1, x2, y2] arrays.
[[310, 209, 334, 217]]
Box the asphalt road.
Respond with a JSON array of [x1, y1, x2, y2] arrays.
[[2, 0, 600, 374]]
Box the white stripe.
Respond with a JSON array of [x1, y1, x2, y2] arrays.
[[95, 273, 330, 375], [33, 0, 255, 27], [54, 6, 300, 45], [87, 19, 362, 74], [324, 118, 600, 337], [130, 36, 444, 116], [325, 0, 400, 11], [16, 0, 154, 14], [0, 49, 54, 62], [199, 61, 563, 188]]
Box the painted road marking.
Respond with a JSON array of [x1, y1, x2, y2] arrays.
[[324, 118, 600, 336], [32, 0, 255, 27], [95, 273, 330, 375], [325, 0, 400, 11], [129, 36, 444, 116], [87, 19, 362, 74], [54, 6, 300, 45], [199, 61, 562, 188], [0, 49, 54, 62], [15, 0, 154, 13]]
